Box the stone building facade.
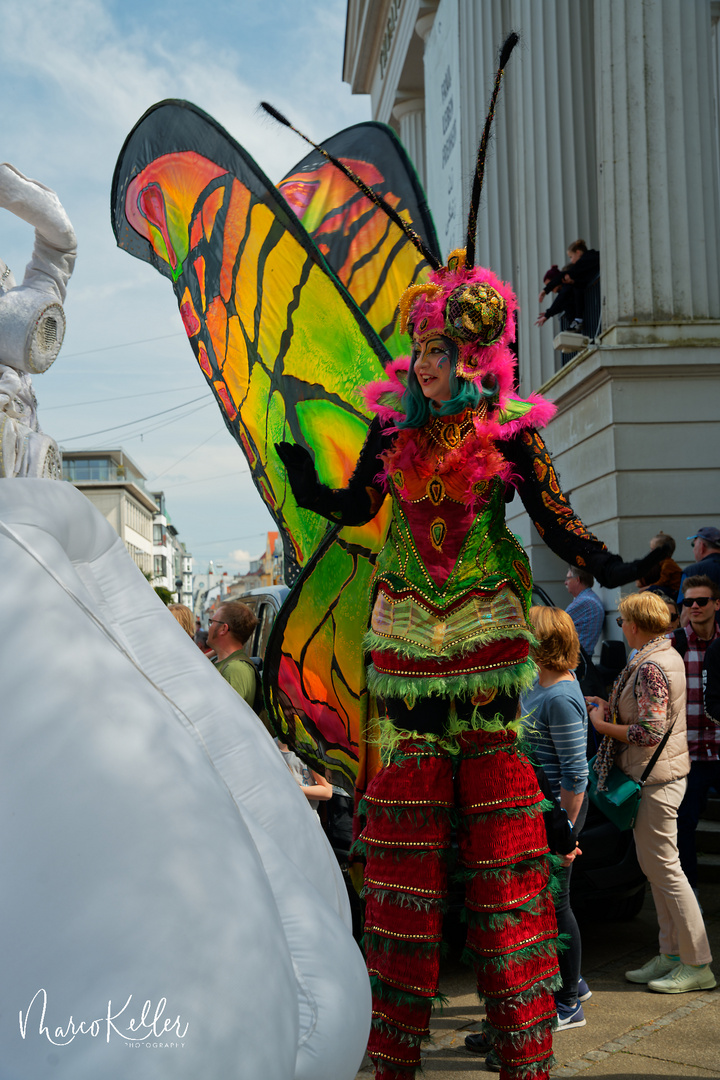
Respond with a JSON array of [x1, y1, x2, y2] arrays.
[[344, 0, 720, 636], [62, 448, 157, 575]]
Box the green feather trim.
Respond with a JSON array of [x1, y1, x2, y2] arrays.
[[544, 854, 569, 903], [491, 1052, 556, 1080], [367, 656, 538, 708], [456, 855, 550, 884], [363, 932, 446, 959], [372, 703, 532, 764], [370, 976, 449, 1011], [360, 801, 453, 827], [463, 855, 552, 884], [370, 1016, 430, 1048], [361, 887, 446, 912], [364, 623, 534, 662], [356, 844, 448, 862], [463, 890, 553, 931], [462, 937, 559, 973], [481, 1017, 556, 1050], [461, 801, 548, 826], [478, 973, 562, 1007]]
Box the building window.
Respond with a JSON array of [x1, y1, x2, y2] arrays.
[[63, 457, 114, 482], [125, 543, 151, 576], [154, 555, 167, 577], [153, 524, 164, 544], [125, 500, 152, 540]]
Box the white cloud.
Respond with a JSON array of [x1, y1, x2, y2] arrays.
[[228, 548, 252, 571]]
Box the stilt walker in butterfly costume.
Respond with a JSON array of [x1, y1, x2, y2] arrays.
[[112, 36, 665, 1080], [274, 36, 664, 1080]]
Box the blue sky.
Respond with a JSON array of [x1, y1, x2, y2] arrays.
[[1, 0, 370, 575]]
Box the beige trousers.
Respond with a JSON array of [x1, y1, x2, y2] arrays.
[[633, 777, 712, 966]]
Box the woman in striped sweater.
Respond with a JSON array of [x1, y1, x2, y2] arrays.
[[523, 607, 589, 1029]]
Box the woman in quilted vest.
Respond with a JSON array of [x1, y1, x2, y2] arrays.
[[587, 592, 715, 994]]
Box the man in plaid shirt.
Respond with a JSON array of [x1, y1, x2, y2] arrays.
[[565, 565, 605, 654], [674, 575, 720, 889]]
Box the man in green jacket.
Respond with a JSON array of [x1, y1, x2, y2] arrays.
[[208, 601, 260, 707]]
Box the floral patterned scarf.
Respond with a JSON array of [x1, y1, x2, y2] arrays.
[[593, 635, 667, 791]]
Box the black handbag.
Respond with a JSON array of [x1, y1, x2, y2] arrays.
[[588, 720, 676, 831]]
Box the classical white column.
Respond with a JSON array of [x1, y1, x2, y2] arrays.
[[392, 97, 427, 189], [596, 0, 720, 327], [455, 0, 509, 279], [503, 0, 598, 393]]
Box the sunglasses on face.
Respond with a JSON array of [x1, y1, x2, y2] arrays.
[[681, 596, 712, 608]]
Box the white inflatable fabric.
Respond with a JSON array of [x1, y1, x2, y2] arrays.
[[0, 479, 371, 1080], [0, 164, 77, 478], [0, 162, 77, 374]]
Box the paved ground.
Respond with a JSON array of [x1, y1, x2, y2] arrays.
[[355, 881, 720, 1079]]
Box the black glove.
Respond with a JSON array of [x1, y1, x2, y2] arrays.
[[275, 441, 319, 507], [533, 763, 576, 856], [585, 545, 671, 589]]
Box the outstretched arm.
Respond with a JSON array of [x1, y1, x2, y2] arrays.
[[500, 428, 665, 588], [276, 415, 391, 527]]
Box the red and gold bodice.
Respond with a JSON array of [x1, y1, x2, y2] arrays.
[[365, 407, 536, 703]]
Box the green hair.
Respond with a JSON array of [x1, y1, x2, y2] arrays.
[[397, 339, 483, 428]]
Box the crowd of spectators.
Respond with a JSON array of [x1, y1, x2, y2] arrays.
[[562, 527, 719, 936]]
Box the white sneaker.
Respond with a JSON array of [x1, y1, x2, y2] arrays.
[[625, 954, 677, 984], [648, 964, 717, 994]]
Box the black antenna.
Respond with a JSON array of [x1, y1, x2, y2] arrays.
[[465, 32, 519, 269], [261, 101, 442, 271]]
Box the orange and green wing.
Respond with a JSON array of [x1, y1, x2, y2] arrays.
[[112, 99, 438, 792], [112, 100, 390, 579], [277, 121, 439, 361]]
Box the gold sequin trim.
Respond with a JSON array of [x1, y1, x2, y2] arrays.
[[368, 969, 437, 996], [460, 795, 542, 811], [490, 1011, 556, 1033], [364, 878, 445, 897], [465, 888, 546, 912], [370, 1050, 423, 1066], [426, 474, 445, 506], [426, 404, 487, 449], [429, 516, 447, 551], [365, 797, 453, 807], [366, 925, 442, 942], [461, 846, 548, 867], [372, 1010, 429, 1035], [362, 837, 449, 849], [468, 931, 556, 956], [486, 962, 559, 998]]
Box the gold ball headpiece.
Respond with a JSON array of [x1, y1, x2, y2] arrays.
[[444, 282, 507, 345]]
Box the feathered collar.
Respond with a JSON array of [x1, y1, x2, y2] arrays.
[[363, 356, 556, 510], [363, 355, 556, 436]]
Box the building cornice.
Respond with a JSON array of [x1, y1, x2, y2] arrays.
[[343, 0, 389, 94], [72, 480, 159, 516]]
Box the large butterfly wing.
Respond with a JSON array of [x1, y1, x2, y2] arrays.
[[277, 122, 440, 358], [112, 101, 438, 795], [112, 99, 390, 582], [265, 516, 387, 797], [266, 125, 439, 791]]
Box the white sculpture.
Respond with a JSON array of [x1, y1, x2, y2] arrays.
[[0, 479, 371, 1079], [0, 164, 77, 477]]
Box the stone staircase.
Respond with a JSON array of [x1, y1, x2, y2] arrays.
[[697, 792, 720, 883]]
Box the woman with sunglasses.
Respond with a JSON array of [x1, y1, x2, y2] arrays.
[[586, 592, 715, 994]]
